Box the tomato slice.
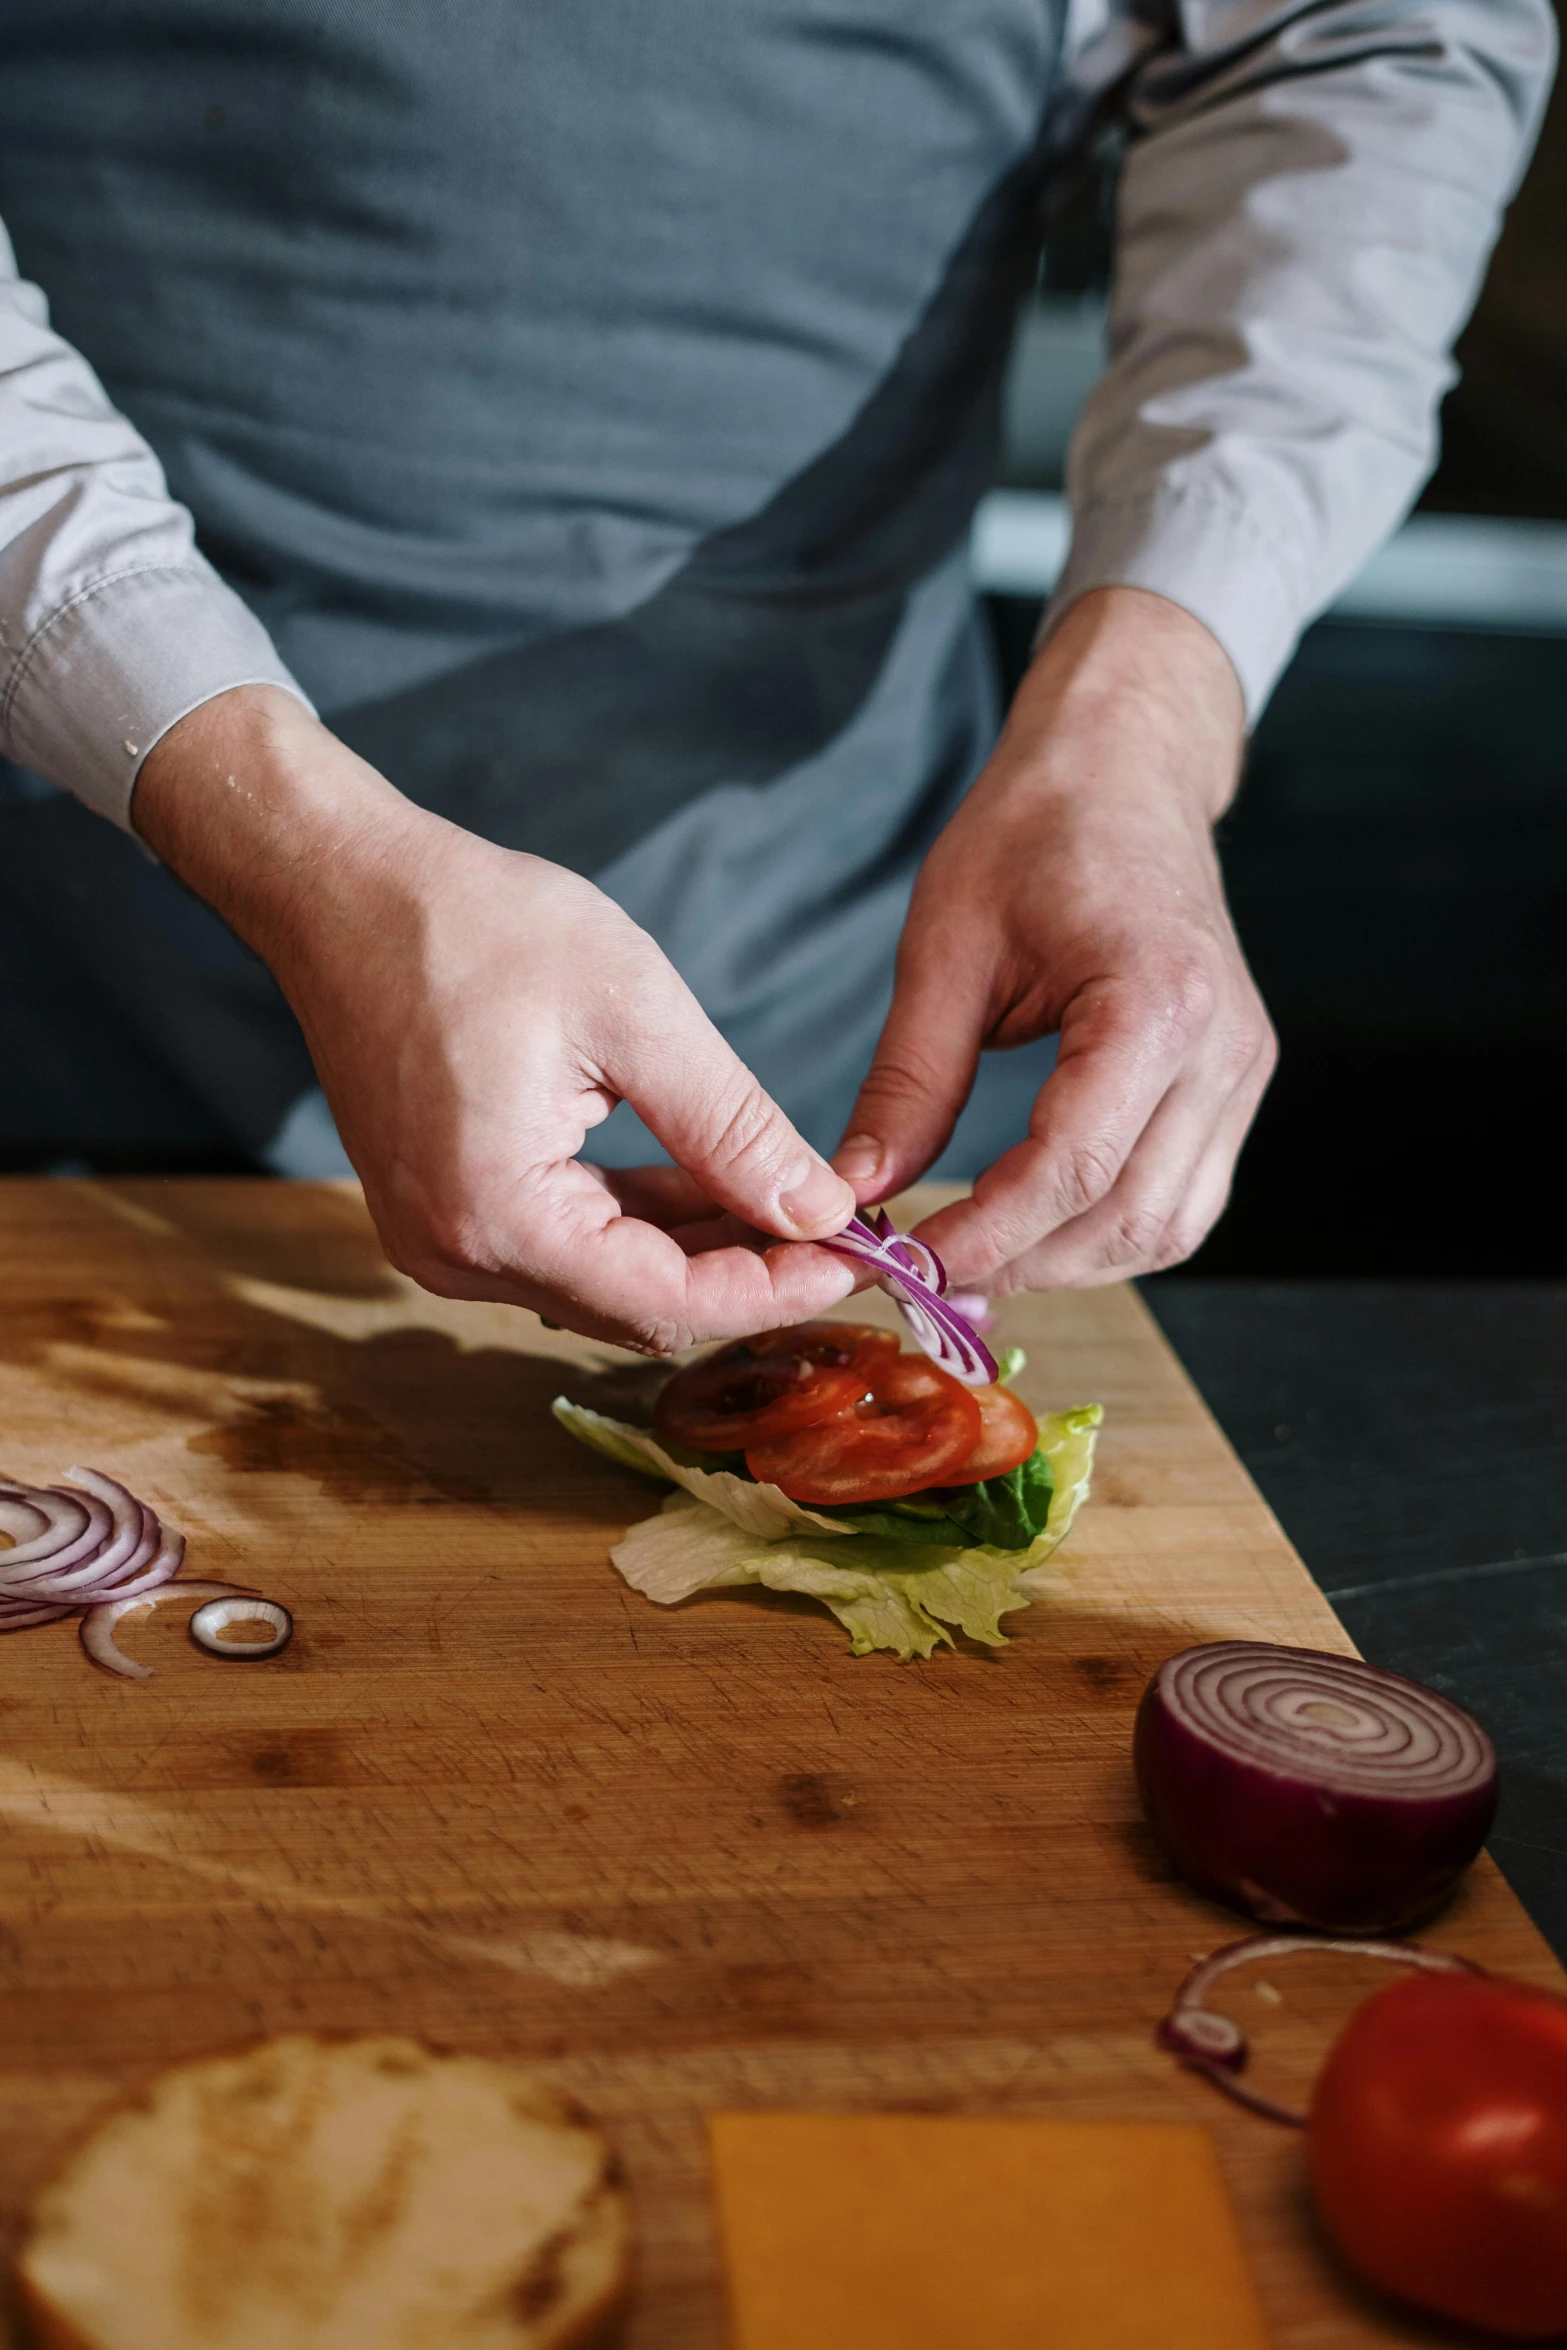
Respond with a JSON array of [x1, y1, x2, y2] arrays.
[[746, 1354, 982, 1503], [653, 1322, 897, 1451], [944, 1382, 1038, 1483]]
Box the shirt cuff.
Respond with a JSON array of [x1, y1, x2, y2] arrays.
[[1, 559, 313, 830], [1040, 484, 1310, 726]]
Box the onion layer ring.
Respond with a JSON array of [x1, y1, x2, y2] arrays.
[[82, 1580, 255, 1682], [1157, 1933, 1478, 2126], [188, 1597, 294, 1662], [820, 1210, 998, 1386]]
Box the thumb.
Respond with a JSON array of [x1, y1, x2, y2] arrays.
[[610, 964, 855, 1243], [834, 955, 985, 1203]]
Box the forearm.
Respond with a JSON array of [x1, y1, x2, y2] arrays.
[[1, 231, 307, 825], [1053, 0, 1555, 719]]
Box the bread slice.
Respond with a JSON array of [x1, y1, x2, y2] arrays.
[[15, 2035, 630, 2350]]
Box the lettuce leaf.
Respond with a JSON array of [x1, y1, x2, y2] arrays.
[[560, 1393, 1104, 1660], [935, 1444, 1056, 1550], [609, 1496, 1043, 1661], [805, 1492, 970, 1545], [551, 1397, 851, 1541]]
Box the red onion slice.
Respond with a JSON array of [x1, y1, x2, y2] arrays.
[[0, 1594, 75, 1631], [1157, 1933, 1478, 2126], [1135, 1642, 1499, 1933], [3, 1466, 206, 1678], [0, 1485, 111, 1580], [821, 1212, 998, 1386], [3, 1467, 284, 1682], [8, 1470, 162, 1601], [81, 1578, 253, 1683], [0, 1491, 51, 1545], [188, 1595, 294, 1661]]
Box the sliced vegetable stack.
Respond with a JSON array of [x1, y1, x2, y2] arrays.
[[654, 1322, 1037, 1508], [556, 1316, 1101, 1661]]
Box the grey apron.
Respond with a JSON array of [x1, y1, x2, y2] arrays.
[[0, 0, 1064, 1173]]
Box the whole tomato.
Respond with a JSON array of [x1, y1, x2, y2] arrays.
[[1308, 1971, 1567, 2339]]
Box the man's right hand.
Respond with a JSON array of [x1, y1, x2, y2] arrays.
[[134, 686, 858, 1350]]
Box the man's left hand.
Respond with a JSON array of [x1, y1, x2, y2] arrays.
[[833, 585, 1277, 1289]]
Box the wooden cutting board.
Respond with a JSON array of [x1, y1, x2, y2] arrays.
[[0, 1177, 1558, 2347]]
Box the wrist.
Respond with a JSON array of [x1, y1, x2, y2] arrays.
[[995, 586, 1245, 828], [133, 685, 433, 974]]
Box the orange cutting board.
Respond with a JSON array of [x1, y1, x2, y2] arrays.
[[0, 1177, 1558, 2347]]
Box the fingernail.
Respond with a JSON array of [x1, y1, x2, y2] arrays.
[[833, 1131, 884, 1186], [778, 1156, 856, 1235]]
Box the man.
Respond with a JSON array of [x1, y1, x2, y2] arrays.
[[0, 1, 1552, 1351]]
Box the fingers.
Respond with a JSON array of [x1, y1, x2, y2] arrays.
[[398, 1156, 858, 1353], [833, 929, 989, 1202], [993, 1056, 1263, 1287], [599, 952, 857, 1245], [920, 982, 1278, 1297], [921, 1007, 1274, 1291], [916, 961, 1213, 1282], [603, 1164, 881, 1287]]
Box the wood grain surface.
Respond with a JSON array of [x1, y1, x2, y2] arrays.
[[0, 1178, 1558, 2347]]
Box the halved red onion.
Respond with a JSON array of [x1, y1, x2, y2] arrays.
[[821, 1210, 998, 1386], [1, 1467, 241, 1680], [1157, 1933, 1477, 2126], [1135, 1642, 1498, 1933]]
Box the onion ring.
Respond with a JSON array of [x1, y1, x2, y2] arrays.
[[820, 1210, 997, 1386], [188, 1596, 294, 1662], [1156, 1933, 1479, 2126], [81, 1579, 255, 1683]]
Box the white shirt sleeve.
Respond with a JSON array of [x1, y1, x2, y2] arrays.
[[1046, 0, 1557, 719], [0, 219, 310, 831]]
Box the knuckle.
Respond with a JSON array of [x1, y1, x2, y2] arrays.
[[1216, 1009, 1276, 1087], [393, 1181, 517, 1293], [375, 1224, 420, 1281], [1215, 1023, 1261, 1086], [1150, 1217, 1209, 1272], [858, 1051, 938, 1115], [1160, 953, 1219, 1042], [375, 1208, 471, 1292], [386, 1230, 473, 1298], [416, 1204, 487, 1277], [693, 1080, 785, 1179], [1101, 1198, 1173, 1268], [1051, 1135, 1125, 1222], [622, 1314, 692, 1358]]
